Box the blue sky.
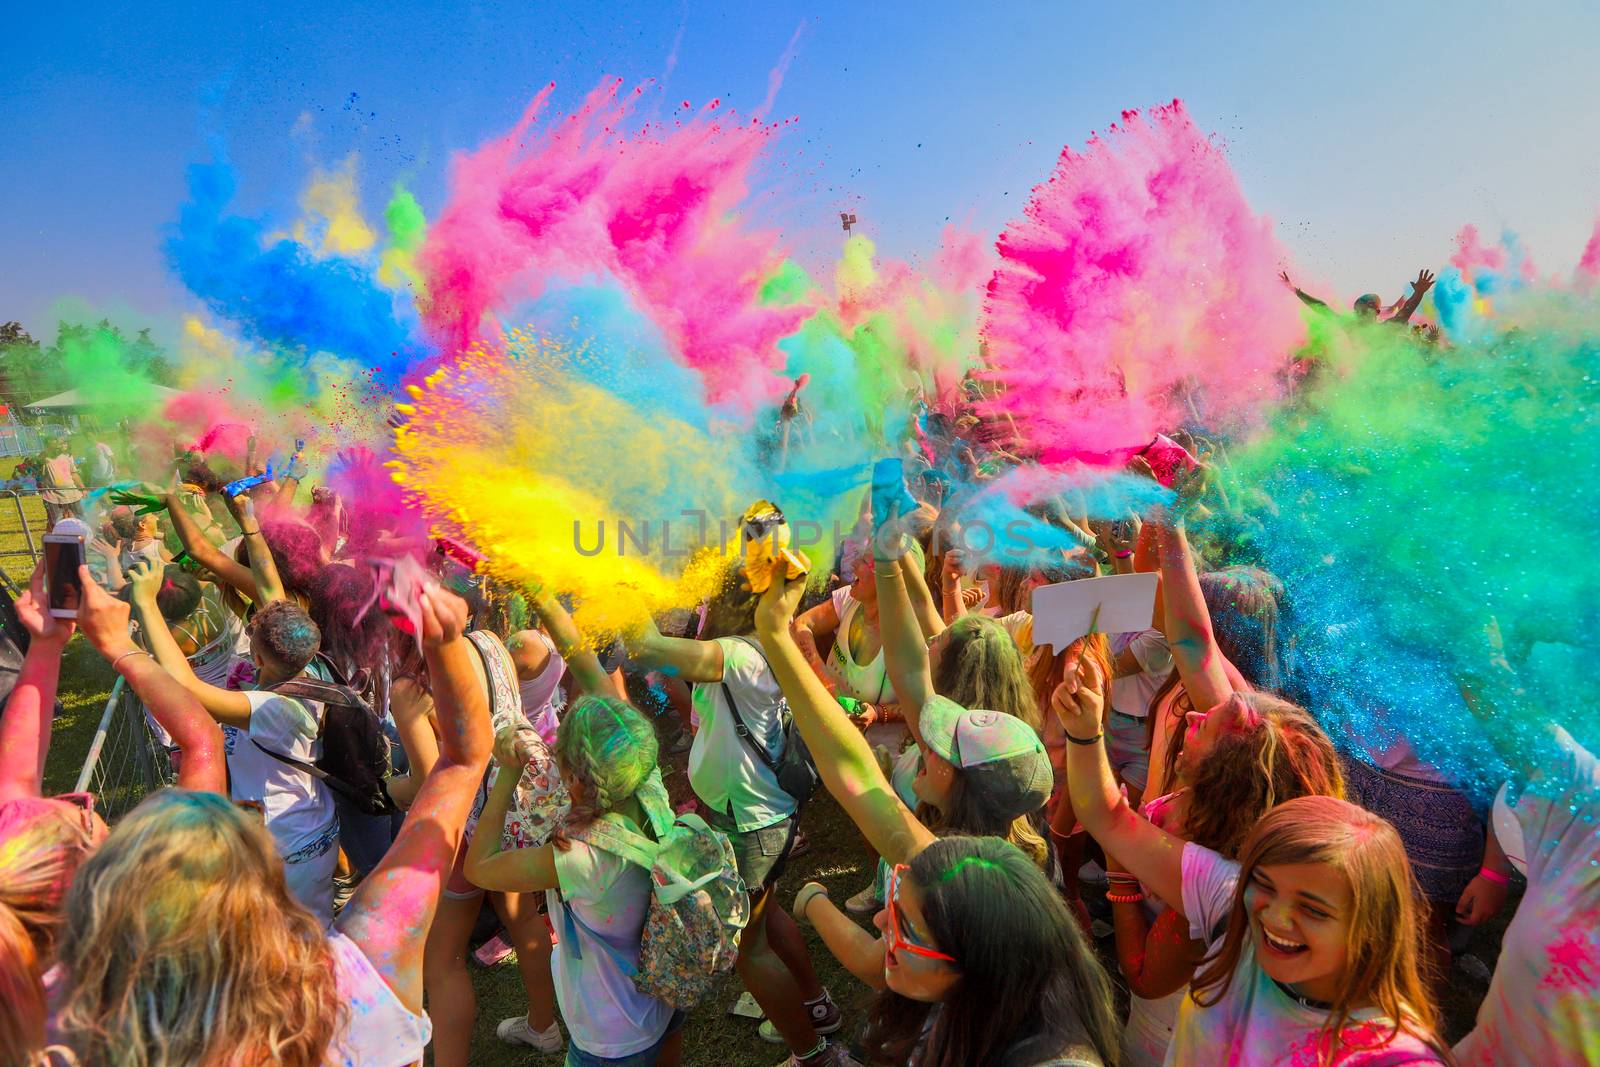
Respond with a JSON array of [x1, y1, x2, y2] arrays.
[[4, 1, 1599, 341]]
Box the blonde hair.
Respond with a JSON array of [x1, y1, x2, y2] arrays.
[[1192, 796, 1451, 1066], [54, 790, 341, 1066]]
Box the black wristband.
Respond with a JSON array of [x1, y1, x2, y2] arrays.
[[1065, 731, 1104, 746]]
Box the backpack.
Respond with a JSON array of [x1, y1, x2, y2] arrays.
[[561, 776, 750, 1011], [720, 636, 820, 805], [252, 654, 397, 816]]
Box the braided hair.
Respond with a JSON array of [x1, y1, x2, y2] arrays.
[[552, 696, 659, 827]]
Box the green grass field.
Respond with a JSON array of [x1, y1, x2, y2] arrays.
[[6, 474, 1509, 1065]]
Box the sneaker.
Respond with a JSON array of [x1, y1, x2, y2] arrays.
[[773, 1043, 862, 1067], [758, 992, 843, 1043], [1091, 918, 1113, 939], [668, 731, 694, 755], [496, 1015, 563, 1053], [473, 933, 516, 967], [1078, 859, 1108, 886], [844, 882, 883, 915], [788, 831, 812, 860]]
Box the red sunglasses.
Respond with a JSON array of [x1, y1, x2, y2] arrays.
[[885, 864, 957, 964]]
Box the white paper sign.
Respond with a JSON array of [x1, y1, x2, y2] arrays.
[[1029, 572, 1160, 650]]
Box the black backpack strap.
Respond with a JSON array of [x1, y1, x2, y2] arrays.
[[268, 676, 373, 716], [719, 638, 783, 777], [248, 736, 385, 808]]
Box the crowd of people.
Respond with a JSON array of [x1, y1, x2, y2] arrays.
[[0, 274, 1595, 1067]]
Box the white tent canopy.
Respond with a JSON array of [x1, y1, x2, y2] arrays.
[[26, 385, 180, 410]]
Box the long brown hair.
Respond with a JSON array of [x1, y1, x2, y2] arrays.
[[1182, 696, 1346, 859], [54, 791, 341, 1067], [1191, 796, 1451, 1066]]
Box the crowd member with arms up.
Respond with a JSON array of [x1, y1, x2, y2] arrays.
[[755, 546, 1120, 1067]]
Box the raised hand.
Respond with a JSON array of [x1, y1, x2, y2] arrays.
[[1049, 639, 1106, 738], [14, 562, 74, 644], [755, 571, 807, 637], [126, 559, 165, 607], [74, 566, 135, 658], [1412, 268, 1436, 297], [416, 584, 470, 647]]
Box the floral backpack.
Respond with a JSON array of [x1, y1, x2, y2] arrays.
[[561, 772, 750, 1010]]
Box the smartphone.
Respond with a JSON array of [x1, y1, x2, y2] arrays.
[[43, 518, 91, 619], [1138, 434, 1198, 489]]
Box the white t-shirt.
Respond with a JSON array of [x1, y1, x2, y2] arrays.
[[1455, 727, 1600, 1065], [517, 630, 566, 745], [826, 587, 896, 705], [550, 839, 675, 1058], [224, 692, 339, 869], [1110, 630, 1173, 719], [325, 931, 432, 1066], [689, 637, 797, 832], [1166, 842, 1446, 1066]]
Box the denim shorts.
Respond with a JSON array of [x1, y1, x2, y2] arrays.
[[705, 810, 797, 892], [566, 1010, 687, 1067]]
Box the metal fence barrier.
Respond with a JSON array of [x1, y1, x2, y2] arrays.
[[74, 676, 176, 822]]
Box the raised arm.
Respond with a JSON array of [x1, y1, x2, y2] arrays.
[[125, 560, 253, 728], [0, 565, 71, 803], [226, 494, 286, 606], [1137, 461, 1233, 713], [1053, 644, 1185, 909], [75, 567, 226, 794], [873, 547, 936, 748], [464, 733, 559, 892], [1279, 269, 1329, 311], [338, 585, 492, 1012], [755, 573, 935, 866], [1389, 268, 1435, 326], [155, 490, 259, 601], [529, 590, 616, 698], [626, 614, 725, 684]]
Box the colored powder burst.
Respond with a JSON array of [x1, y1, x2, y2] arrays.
[[419, 78, 811, 411], [379, 185, 428, 295], [1578, 217, 1600, 286], [54, 324, 164, 414], [166, 155, 432, 384], [1229, 288, 1600, 798], [391, 332, 765, 636], [979, 100, 1305, 466], [295, 159, 377, 256]]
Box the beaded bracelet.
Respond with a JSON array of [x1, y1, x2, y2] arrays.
[[1106, 891, 1145, 904]]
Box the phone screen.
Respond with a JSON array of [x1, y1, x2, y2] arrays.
[[45, 538, 85, 615]]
